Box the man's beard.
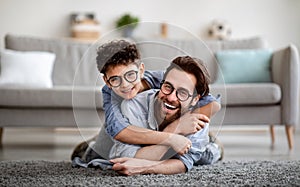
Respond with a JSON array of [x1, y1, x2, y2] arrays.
[[154, 98, 182, 131]]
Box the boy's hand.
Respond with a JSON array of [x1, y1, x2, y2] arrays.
[[172, 112, 209, 135], [168, 134, 192, 155]]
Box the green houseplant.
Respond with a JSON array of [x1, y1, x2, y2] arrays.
[[116, 13, 139, 37]]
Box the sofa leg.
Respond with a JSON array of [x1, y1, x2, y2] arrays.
[[0, 128, 3, 146], [269, 125, 275, 147], [285, 125, 294, 150]]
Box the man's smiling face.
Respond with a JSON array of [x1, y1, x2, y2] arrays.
[[155, 68, 198, 123]]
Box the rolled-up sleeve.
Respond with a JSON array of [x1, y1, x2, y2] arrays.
[[109, 141, 141, 159], [143, 70, 164, 89], [197, 94, 221, 107]]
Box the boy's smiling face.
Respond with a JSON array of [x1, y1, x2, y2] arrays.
[[104, 63, 145, 99]]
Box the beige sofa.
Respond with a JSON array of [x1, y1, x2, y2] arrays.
[[0, 34, 299, 149]]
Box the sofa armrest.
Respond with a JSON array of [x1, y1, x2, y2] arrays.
[[272, 44, 300, 126]]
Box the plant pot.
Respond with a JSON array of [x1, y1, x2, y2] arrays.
[[122, 27, 134, 38]]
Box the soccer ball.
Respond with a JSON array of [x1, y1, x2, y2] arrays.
[[208, 20, 232, 40]]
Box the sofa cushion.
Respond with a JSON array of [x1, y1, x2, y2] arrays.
[[215, 49, 273, 83], [5, 34, 103, 87], [0, 50, 55, 88], [0, 86, 103, 109], [210, 83, 281, 106], [134, 37, 220, 83], [221, 37, 268, 50]]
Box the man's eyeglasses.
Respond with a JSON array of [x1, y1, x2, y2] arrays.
[[107, 70, 138, 87], [160, 81, 196, 102]]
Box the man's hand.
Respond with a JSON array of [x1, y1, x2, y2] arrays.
[[166, 112, 209, 135], [110, 157, 160, 176]]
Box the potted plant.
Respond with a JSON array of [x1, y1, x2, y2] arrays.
[[116, 13, 139, 37]]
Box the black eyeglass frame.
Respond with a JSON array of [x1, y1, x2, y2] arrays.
[[160, 80, 197, 102], [107, 70, 139, 87]]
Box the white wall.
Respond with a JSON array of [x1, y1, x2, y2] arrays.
[[0, 0, 300, 50]]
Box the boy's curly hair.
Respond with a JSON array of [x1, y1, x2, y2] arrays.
[[96, 40, 140, 75]]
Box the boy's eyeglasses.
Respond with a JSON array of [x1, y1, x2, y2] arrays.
[[160, 81, 195, 102], [107, 70, 138, 87]]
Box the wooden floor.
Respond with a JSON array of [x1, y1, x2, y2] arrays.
[[0, 125, 299, 161]]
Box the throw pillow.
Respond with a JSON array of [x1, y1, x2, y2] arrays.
[[215, 49, 272, 84], [0, 50, 56, 88]]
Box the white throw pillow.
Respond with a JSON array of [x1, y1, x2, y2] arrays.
[[0, 50, 56, 88]]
